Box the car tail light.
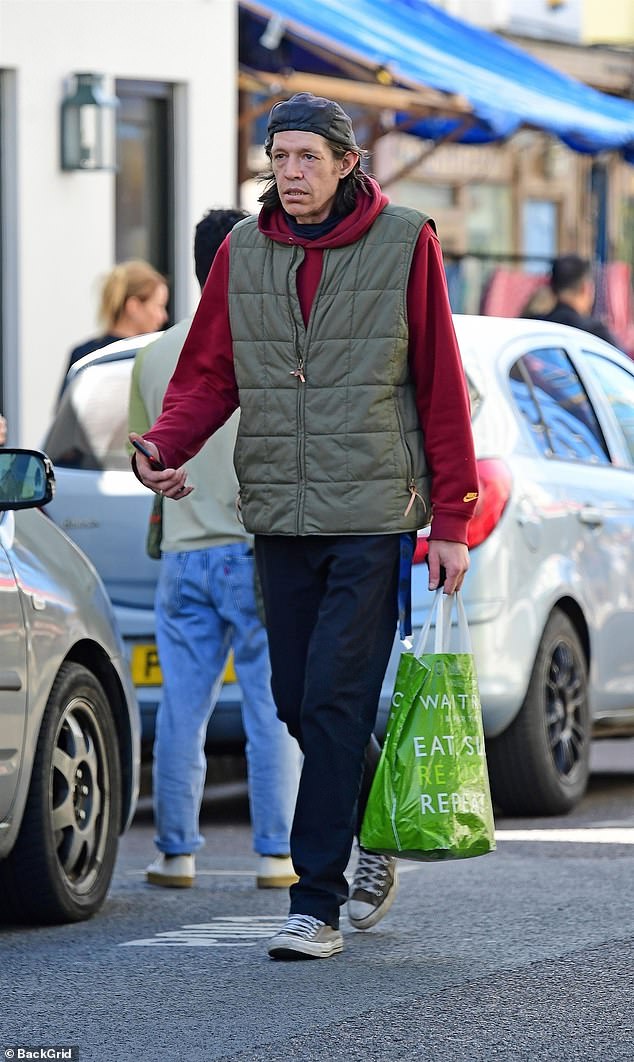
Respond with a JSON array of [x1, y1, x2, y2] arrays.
[[468, 458, 513, 548], [413, 457, 512, 563]]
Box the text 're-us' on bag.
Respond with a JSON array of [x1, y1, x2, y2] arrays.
[[360, 588, 496, 862]]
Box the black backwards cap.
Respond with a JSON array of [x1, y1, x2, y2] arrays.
[[265, 92, 360, 153]]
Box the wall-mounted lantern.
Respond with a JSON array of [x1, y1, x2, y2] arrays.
[[60, 73, 118, 171]]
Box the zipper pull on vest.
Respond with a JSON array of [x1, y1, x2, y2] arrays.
[[289, 362, 306, 383], [404, 479, 424, 517]]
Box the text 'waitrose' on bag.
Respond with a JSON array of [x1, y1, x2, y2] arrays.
[[391, 690, 481, 711]]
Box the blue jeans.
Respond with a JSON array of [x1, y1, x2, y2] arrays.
[[153, 542, 301, 856]]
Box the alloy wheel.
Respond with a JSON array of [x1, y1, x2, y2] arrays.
[[50, 697, 112, 896], [545, 639, 586, 779]]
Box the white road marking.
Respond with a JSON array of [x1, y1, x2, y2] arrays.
[[126, 862, 428, 878], [120, 915, 282, 948], [495, 827, 634, 844], [125, 869, 256, 877]]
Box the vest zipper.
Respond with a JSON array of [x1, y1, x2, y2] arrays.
[[295, 347, 306, 534], [394, 398, 426, 518], [404, 479, 425, 517], [293, 249, 330, 532], [287, 247, 306, 533], [394, 397, 414, 480]]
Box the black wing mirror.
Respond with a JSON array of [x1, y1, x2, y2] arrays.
[[0, 449, 56, 510]]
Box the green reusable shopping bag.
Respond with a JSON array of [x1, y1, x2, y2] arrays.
[[360, 589, 496, 862]]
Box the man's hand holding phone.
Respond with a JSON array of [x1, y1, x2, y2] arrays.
[[129, 432, 193, 500]]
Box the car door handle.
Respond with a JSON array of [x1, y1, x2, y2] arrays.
[[578, 507, 603, 528], [0, 670, 22, 691]]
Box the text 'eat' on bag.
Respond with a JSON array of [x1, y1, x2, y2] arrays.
[[361, 588, 496, 862]]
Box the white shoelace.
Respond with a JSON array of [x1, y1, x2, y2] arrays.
[[282, 914, 325, 939], [353, 850, 392, 897]]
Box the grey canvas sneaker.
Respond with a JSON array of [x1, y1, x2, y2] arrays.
[[268, 915, 344, 960], [347, 848, 398, 930]]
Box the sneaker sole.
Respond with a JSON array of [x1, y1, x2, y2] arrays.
[[256, 873, 300, 889], [268, 936, 344, 961], [146, 873, 194, 888], [348, 865, 398, 930]]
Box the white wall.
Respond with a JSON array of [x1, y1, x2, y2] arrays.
[[439, 0, 584, 43], [1, 0, 237, 445]]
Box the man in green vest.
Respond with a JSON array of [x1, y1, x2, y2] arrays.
[[131, 92, 478, 961]]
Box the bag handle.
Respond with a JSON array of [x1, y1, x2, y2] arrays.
[[413, 588, 472, 657]]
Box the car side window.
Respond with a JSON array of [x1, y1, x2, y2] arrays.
[[509, 347, 610, 464], [43, 360, 133, 471], [583, 351, 634, 466]]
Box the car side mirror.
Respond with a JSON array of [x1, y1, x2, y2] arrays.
[[0, 449, 56, 510]]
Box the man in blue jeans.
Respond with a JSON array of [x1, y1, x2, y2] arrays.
[[129, 210, 301, 890]]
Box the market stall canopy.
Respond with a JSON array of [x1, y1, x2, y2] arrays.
[[239, 0, 634, 162]]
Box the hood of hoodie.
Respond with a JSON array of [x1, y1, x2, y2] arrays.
[[258, 175, 388, 250]]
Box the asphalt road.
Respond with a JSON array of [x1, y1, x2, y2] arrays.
[[2, 740, 634, 1062]]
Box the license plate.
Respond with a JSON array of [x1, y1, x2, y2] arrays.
[[130, 645, 237, 686]]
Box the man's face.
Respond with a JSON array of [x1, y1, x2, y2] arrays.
[[271, 130, 358, 224]]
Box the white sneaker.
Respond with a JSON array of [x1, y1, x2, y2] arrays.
[[347, 848, 398, 930], [268, 914, 344, 960], [146, 853, 195, 888], [256, 855, 299, 889]]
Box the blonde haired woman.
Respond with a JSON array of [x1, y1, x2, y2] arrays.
[[61, 259, 169, 388]]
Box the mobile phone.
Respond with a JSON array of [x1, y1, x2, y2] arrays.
[[131, 437, 167, 471]]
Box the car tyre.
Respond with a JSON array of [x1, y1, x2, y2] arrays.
[[0, 662, 121, 924], [486, 609, 590, 816]]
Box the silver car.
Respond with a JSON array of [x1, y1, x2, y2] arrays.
[[42, 333, 242, 754], [382, 315, 634, 816], [0, 448, 140, 924], [43, 318, 634, 816]]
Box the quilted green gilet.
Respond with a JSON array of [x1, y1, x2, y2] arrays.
[[228, 205, 432, 535]]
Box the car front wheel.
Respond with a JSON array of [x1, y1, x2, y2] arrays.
[[0, 662, 121, 924], [486, 609, 590, 816]]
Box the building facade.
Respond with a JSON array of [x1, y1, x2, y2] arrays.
[[1, 0, 237, 446], [439, 0, 634, 45]]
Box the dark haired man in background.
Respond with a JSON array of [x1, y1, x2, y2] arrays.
[[131, 95, 477, 961], [537, 254, 620, 347]]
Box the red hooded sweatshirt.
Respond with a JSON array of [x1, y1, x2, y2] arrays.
[[145, 177, 478, 543]]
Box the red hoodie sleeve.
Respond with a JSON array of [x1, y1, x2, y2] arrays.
[[407, 225, 478, 543], [143, 236, 239, 469]]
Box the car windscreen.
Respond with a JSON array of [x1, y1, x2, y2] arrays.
[[43, 359, 133, 471]]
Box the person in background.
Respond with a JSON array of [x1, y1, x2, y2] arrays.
[[534, 254, 621, 347], [129, 209, 301, 892], [0, 414, 6, 446], [131, 93, 477, 961], [60, 259, 169, 394]]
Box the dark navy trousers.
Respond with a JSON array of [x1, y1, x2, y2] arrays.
[[255, 533, 400, 928]]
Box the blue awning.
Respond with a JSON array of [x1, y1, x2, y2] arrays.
[[240, 0, 634, 162]]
